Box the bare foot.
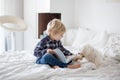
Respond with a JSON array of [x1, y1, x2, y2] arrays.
[[52, 66, 60, 69], [67, 64, 80, 69]]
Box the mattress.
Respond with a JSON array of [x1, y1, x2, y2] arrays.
[[0, 50, 120, 80]]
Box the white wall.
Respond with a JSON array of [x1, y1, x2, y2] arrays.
[[23, 0, 120, 50], [24, 0, 50, 50], [24, 0, 75, 50], [75, 0, 120, 33], [0, 0, 4, 15], [51, 0, 75, 28]]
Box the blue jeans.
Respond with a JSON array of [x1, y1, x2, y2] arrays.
[[36, 53, 68, 68]]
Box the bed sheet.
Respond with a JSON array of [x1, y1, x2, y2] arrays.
[[0, 50, 120, 80]]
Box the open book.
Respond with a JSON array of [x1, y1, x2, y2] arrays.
[[54, 48, 74, 63]]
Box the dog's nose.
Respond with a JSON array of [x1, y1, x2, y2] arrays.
[[82, 55, 85, 57]]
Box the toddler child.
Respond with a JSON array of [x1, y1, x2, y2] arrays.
[[34, 19, 80, 69]]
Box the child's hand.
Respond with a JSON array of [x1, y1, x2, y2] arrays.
[[47, 49, 55, 54]]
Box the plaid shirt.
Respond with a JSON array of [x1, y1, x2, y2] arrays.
[[34, 36, 72, 58]]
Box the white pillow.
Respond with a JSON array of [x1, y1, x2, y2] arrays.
[[72, 27, 94, 49], [62, 28, 77, 46], [66, 29, 78, 45], [89, 31, 109, 48], [104, 33, 120, 61]]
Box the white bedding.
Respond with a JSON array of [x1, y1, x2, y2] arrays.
[[0, 27, 120, 80], [0, 50, 120, 80]]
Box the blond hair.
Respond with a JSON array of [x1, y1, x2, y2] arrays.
[[46, 19, 66, 35]]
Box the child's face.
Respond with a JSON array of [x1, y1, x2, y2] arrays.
[[53, 32, 64, 41]]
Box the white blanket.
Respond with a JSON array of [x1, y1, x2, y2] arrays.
[[0, 50, 120, 80]]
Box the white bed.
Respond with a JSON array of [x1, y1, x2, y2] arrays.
[[0, 27, 120, 80]]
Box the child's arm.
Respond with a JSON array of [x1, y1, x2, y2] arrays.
[[58, 41, 72, 56], [34, 41, 47, 58]]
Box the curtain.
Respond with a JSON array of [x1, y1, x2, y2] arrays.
[[0, 26, 6, 51], [0, 27, 15, 51]]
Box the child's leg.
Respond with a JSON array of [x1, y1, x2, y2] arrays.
[[37, 53, 68, 68], [37, 53, 80, 69]]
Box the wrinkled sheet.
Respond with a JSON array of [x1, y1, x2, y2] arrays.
[[0, 50, 120, 80]]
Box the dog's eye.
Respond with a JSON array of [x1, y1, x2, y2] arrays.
[[78, 53, 80, 54]]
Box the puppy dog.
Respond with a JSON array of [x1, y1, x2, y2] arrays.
[[78, 44, 104, 68]]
